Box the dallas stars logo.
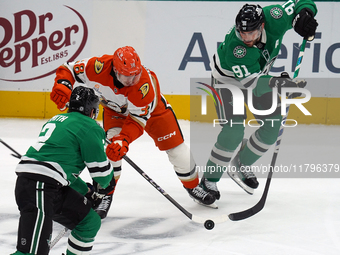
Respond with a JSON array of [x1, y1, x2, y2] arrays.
[[233, 46, 246, 58], [270, 7, 283, 19]]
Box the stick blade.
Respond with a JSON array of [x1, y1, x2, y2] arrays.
[[228, 195, 267, 221], [228, 206, 261, 221]]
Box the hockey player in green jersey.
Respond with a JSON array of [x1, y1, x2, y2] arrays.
[[11, 86, 114, 255], [200, 1, 318, 198]]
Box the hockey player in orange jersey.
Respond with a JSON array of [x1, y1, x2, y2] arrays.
[[51, 46, 216, 219]]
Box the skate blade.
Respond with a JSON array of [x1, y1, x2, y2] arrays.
[[227, 171, 254, 195], [193, 199, 218, 209]]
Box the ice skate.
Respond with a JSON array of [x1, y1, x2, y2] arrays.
[[227, 139, 259, 195], [95, 194, 113, 219], [185, 185, 218, 209], [200, 177, 221, 200]]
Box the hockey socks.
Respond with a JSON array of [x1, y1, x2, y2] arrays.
[[66, 209, 100, 254]]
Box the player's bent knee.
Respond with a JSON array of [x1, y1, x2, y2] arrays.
[[74, 209, 101, 239], [67, 210, 100, 254], [256, 116, 282, 145]]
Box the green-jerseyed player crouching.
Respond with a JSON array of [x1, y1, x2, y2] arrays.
[[200, 1, 318, 198], [11, 86, 115, 255]]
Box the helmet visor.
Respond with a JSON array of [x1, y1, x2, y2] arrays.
[[115, 70, 142, 87], [236, 25, 262, 45]]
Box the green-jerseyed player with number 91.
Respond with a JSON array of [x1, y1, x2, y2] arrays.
[[199, 1, 318, 200]]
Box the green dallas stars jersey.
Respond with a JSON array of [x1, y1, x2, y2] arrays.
[[212, 0, 317, 97], [16, 112, 113, 194]]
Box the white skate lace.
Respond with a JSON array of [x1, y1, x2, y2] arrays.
[[191, 187, 208, 199], [204, 179, 218, 192], [96, 196, 111, 211], [240, 165, 256, 179]]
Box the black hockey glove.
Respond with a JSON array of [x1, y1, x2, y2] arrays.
[[269, 72, 307, 98], [93, 178, 116, 196], [85, 183, 104, 209], [292, 8, 318, 40]]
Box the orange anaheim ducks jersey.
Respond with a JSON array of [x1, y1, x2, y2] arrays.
[[54, 54, 164, 143]]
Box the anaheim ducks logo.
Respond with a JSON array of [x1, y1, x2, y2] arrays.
[[94, 59, 104, 74], [139, 83, 149, 98]]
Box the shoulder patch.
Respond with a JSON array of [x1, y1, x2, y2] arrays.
[[270, 7, 283, 19], [233, 46, 247, 58], [94, 59, 104, 74], [139, 83, 149, 98]]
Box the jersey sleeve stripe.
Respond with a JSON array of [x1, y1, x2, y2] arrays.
[[89, 167, 113, 178], [86, 160, 113, 178], [86, 160, 111, 169]]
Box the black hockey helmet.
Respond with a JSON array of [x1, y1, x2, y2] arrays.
[[235, 4, 264, 32], [68, 86, 99, 119]]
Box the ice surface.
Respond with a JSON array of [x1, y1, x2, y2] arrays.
[[1, 118, 339, 255]]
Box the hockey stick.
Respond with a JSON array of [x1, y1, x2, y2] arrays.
[[105, 138, 228, 229], [228, 38, 308, 221], [122, 153, 229, 229], [49, 227, 69, 249], [0, 139, 70, 246], [0, 138, 21, 159]]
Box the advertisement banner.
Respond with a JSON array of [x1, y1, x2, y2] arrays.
[[0, 0, 92, 91]]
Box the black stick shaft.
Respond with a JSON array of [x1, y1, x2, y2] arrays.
[[0, 138, 21, 158], [105, 138, 194, 220], [123, 155, 193, 220]]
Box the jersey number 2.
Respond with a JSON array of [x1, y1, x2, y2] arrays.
[[32, 123, 56, 151]]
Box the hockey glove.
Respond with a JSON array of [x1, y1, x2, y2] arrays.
[[292, 8, 318, 40], [85, 183, 105, 209], [93, 178, 116, 196], [106, 135, 130, 162], [269, 72, 307, 98], [50, 80, 72, 110]]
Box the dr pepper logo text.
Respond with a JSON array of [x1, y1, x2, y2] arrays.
[[0, 5, 88, 82]]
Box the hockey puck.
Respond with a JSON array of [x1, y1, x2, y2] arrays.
[[204, 220, 215, 230]]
